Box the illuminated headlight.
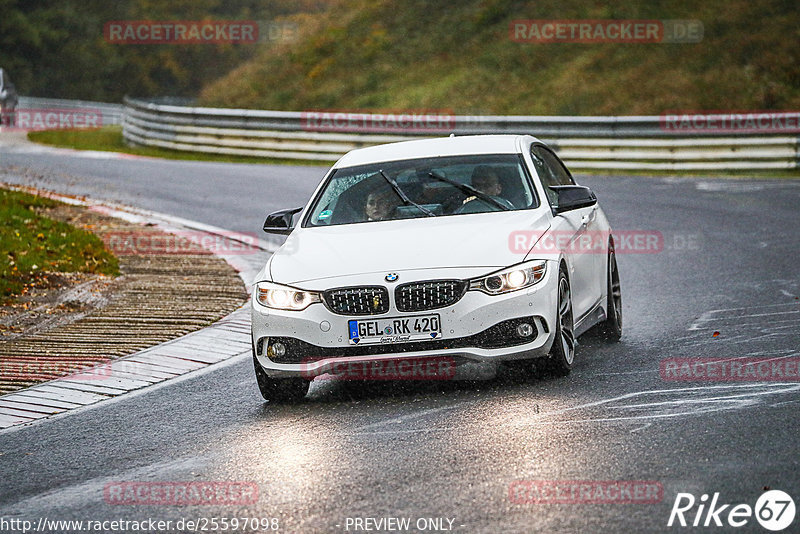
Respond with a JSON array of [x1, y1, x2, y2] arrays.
[[255, 281, 321, 311], [469, 260, 547, 295]]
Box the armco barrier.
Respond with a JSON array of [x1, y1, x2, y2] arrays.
[[18, 96, 124, 126], [88, 97, 800, 171]]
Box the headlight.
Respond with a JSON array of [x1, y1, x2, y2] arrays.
[[469, 260, 547, 295], [255, 281, 321, 310]]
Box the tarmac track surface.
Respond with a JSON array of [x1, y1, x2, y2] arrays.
[[1, 145, 799, 533]]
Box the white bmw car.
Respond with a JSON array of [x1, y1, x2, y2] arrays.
[[251, 134, 622, 401]]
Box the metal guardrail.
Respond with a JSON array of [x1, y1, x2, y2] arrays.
[[18, 96, 124, 126], [121, 97, 800, 171]]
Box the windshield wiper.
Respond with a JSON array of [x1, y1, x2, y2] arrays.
[[427, 171, 511, 211], [378, 169, 436, 217]]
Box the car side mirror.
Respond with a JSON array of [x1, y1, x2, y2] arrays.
[[551, 185, 597, 214], [263, 207, 303, 235]]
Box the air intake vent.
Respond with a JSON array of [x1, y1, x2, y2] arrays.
[[395, 280, 467, 312], [323, 286, 390, 315]]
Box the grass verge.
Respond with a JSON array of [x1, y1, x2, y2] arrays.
[[27, 126, 332, 166], [0, 187, 119, 304]]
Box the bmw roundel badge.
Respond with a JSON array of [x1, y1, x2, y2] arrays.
[[385, 273, 399, 282]]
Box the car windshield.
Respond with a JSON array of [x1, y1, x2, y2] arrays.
[[304, 154, 538, 227]]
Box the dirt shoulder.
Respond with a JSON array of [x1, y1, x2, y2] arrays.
[[0, 190, 249, 394]]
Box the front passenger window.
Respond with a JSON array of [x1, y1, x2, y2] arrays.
[[531, 147, 558, 205]]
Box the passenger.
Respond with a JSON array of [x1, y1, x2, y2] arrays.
[[364, 189, 396, 221]]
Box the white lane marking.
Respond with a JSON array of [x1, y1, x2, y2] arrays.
[[700, 317, 800, 330], [513, 383, 800, 426], [353, 427, 452, 435], [679, 331, 796, 347], [352, 404, 463, 432], [347, 383, 800, 436], [768, 399, 800, 407], [688, 302, 799, 331], [551, 382, 799, 411], [694, 181, 800, 192], [690, 310, 799, 327], [594, 369, 659, 376]]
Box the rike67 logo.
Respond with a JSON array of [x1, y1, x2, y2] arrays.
[[668, 490, 795, 531]]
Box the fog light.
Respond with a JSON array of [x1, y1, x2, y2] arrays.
[[516, 323, 534, 337], [268, 342, 286, 358]]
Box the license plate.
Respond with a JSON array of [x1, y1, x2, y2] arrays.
[[348, 314, 441, 345]]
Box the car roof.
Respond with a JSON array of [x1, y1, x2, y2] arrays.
[[334, 134, 539, 168]]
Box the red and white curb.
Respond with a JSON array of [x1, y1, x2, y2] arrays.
[[0, 189, 274, 430]]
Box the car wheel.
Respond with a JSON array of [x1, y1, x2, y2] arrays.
[[252, 351, 309, 403], [597, 249, 623, 341], [543, 268, 575, 376]]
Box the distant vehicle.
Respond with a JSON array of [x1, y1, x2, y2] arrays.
[[0, 68, 18, 126], [252, 135, 623, 402]]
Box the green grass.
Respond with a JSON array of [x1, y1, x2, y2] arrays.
[[0, 188, 119, 303], [198, 0, 800, 116], [27, 127, 332, 166]]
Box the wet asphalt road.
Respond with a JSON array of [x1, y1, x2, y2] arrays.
[[0, 144, 799, 533]]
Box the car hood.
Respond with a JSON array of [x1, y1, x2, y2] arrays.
[[269, 210, 551, 285]]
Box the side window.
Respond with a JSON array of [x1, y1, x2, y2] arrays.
[[530, 146, 574, 206]]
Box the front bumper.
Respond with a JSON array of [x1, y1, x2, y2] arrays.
[[251, 262, 558, 378]]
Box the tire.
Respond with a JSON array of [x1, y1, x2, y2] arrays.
[[252, 351, 309, 403], [597, 249, 623, 341], [543, 268, 575, 376]]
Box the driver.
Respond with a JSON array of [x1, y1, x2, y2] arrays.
[[461, 166, 514, 210]]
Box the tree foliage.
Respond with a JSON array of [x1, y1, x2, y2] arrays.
[[0, 0, 330, 101]]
